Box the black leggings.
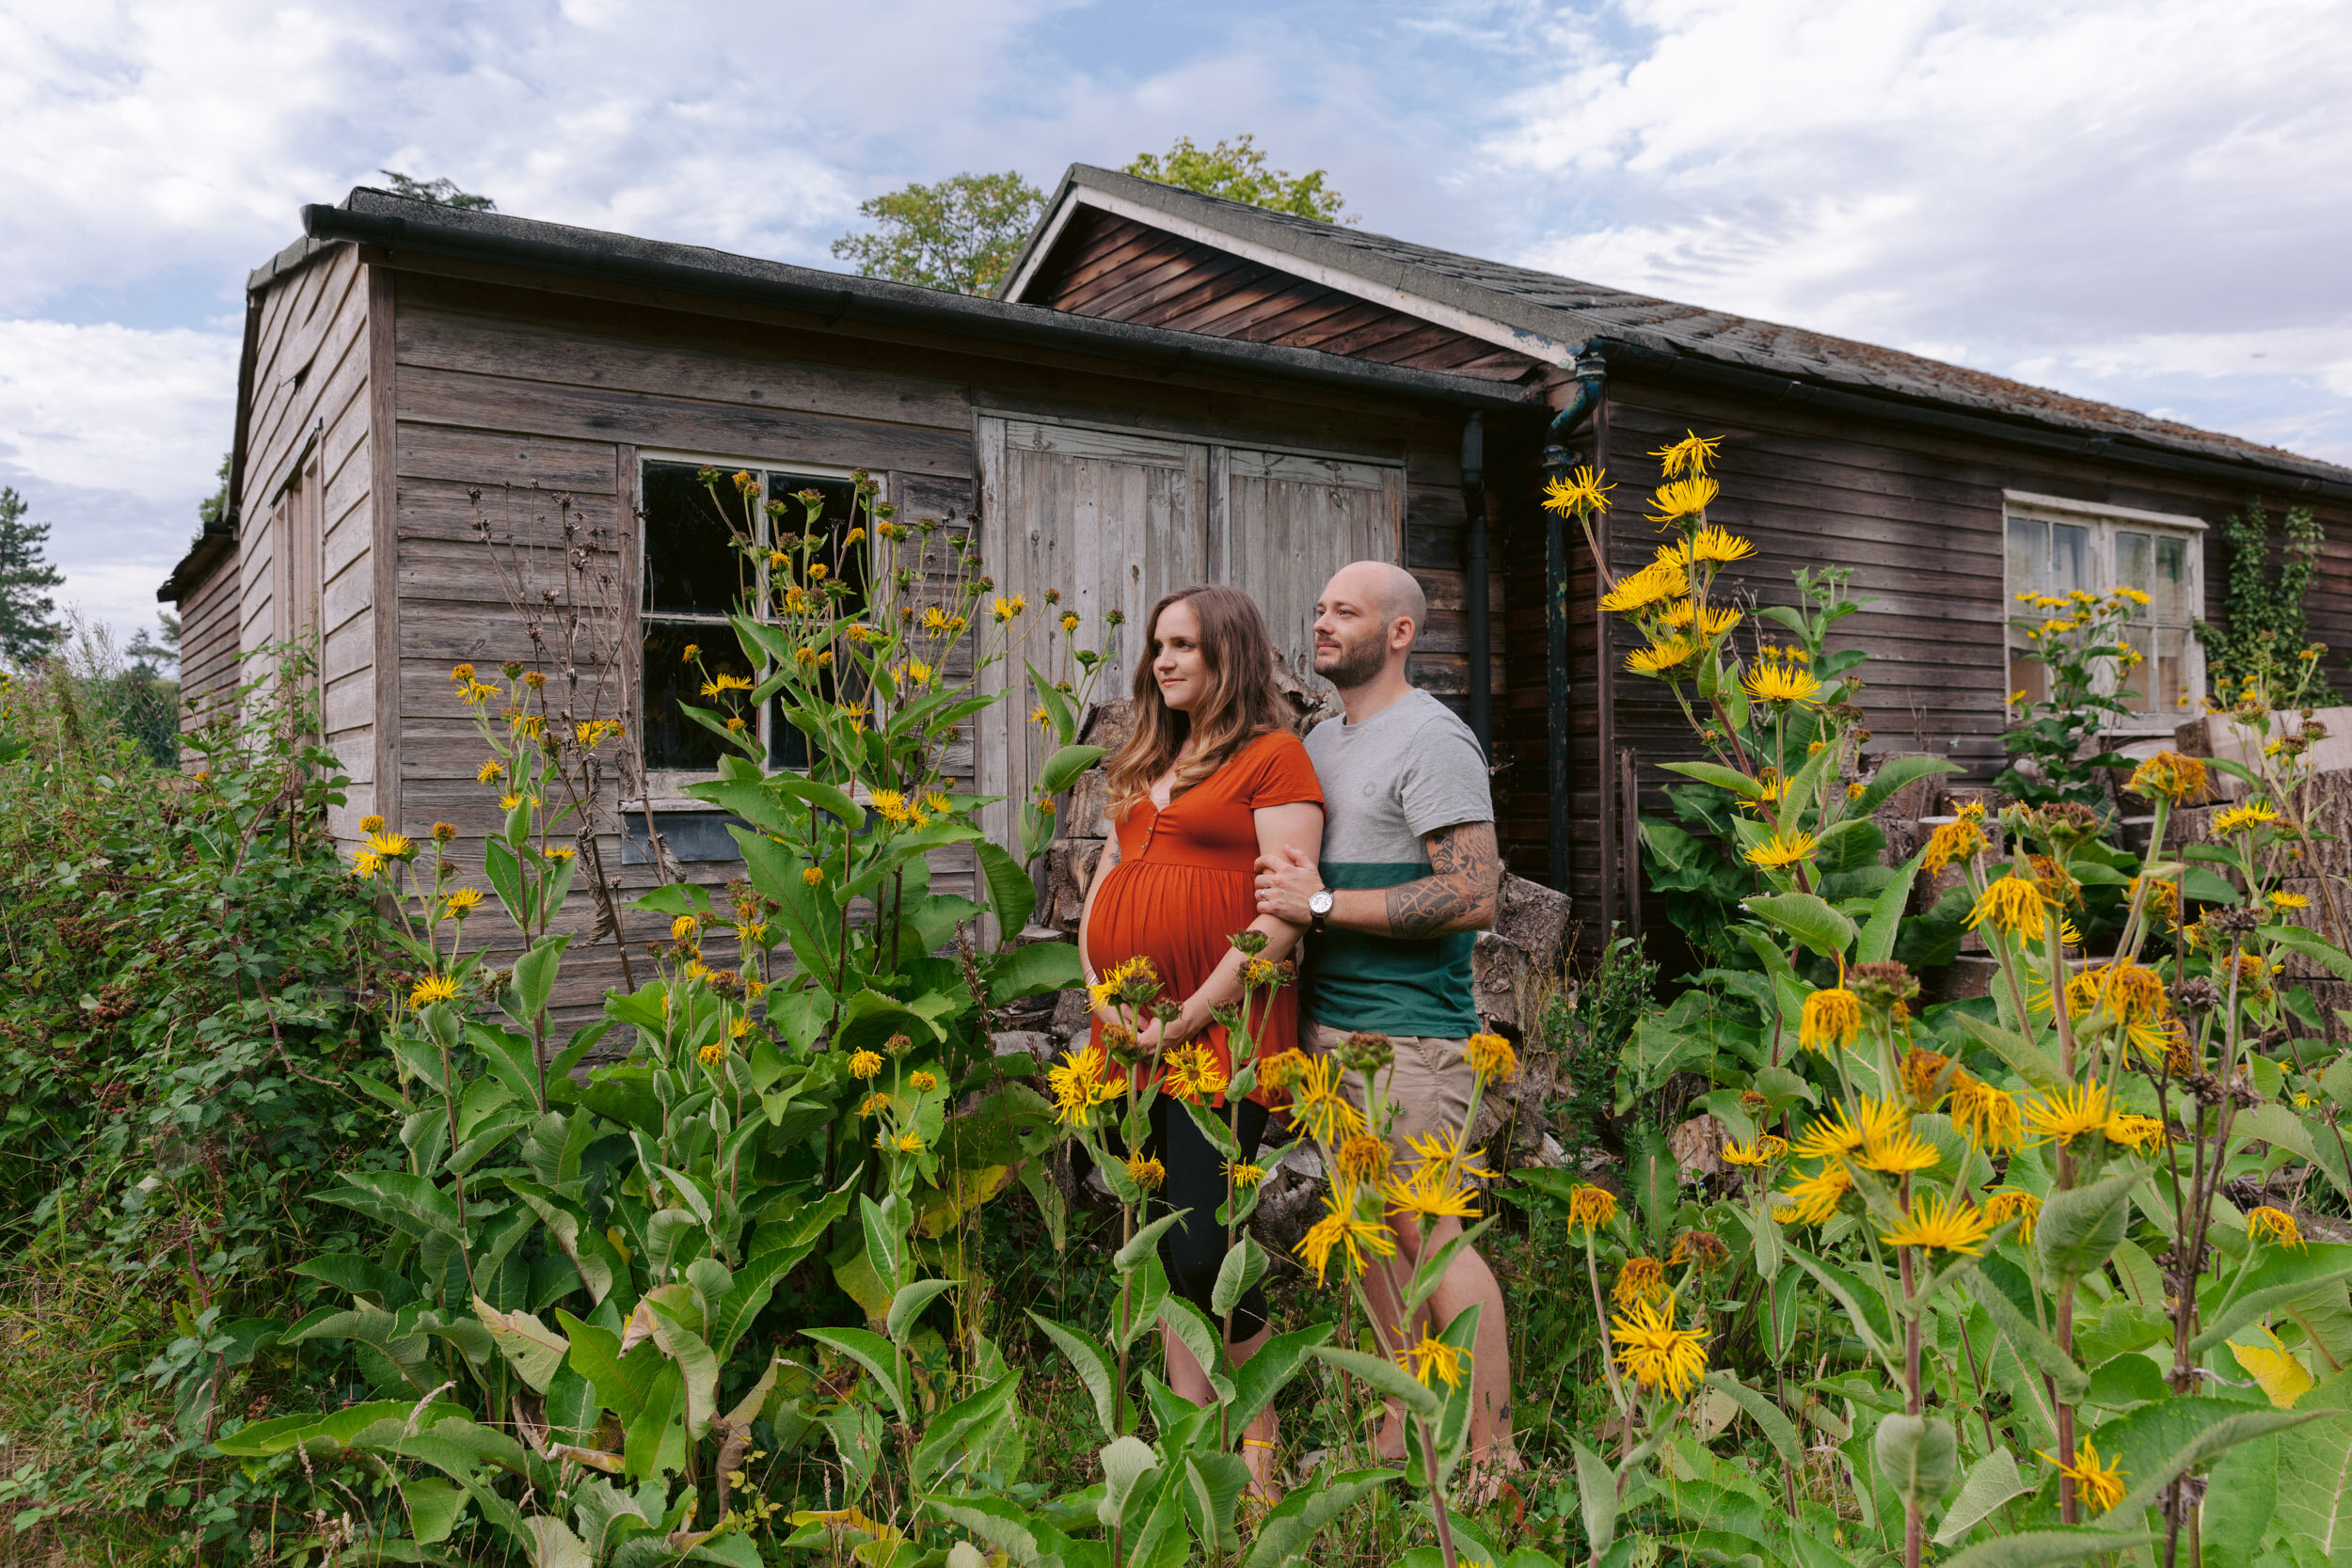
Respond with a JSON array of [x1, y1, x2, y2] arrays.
[[1127, 1095, 1271, 1341]]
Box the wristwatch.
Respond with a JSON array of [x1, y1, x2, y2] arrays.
[[1308, 889, 1334, 932]]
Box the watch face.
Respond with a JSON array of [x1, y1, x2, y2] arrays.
[[1310, 891, 1334, 915]]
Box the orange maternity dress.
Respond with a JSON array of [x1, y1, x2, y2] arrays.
[[1084, 728, 1323, 1103]]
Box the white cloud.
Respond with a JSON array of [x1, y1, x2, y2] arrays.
[[1480, 0, 2352, 462], [0, 320, 237, 497]]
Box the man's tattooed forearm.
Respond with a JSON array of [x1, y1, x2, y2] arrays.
[[1384, 822, 1501, 938]]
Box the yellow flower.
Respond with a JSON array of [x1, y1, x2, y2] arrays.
[[1983, 1189, 2042, 1242], [1047, 1044, 1125, 1129], [1540, 465, 1614, 515], [1465, 1033, 1517, 1081], [898, 658, 936, 688], [1742, 660, 1823, 706], [1967, 875, 2052, 938], [1226, 1160, 1265, 1189], [857, 1092, 892, 1117], [1920, 816, 1989, 874], [2214, 801, 2280, 834], [671, 915, 700, 942], [1295, 1189, 1397, 1285], [1336, 1133, 1393, 1185], [2271, 890, 2312, 911], [1612, 1294, 1708, 1402], [476, 758, 503, 784], [1255, 1050, 1310, 1091], [352, 850, 383, 878], [2125, 751, 2208, 805], [1290, 1055, 1366, 1143], [1791, 1103, 1869, 1162], [1626, 637, 1697, 675], [1772, 1164, 1853, 1226], [1855, 1125, 1941, 1176], [359, 814, 387, 833], [368, 831, 415, 861], [1745, 831, 1820, 871], [849, 1049, 884, 1080], [1599, 560, 1688, 615], [1164, 1042, 1230, 1101], [1799, 987, 1862, 1053], [1400, 1330, 1467, 1390], [500, 793, 524, 811], [801, 866, 824, 888], [2041, 1437, 2127, 1514], [736, 921, 768, 945], [1384, 1132, 1485, 1222], [1685, 526, 1753, 564], [1124, 1154, 1168, 1192], [1613, 1256, 1666, 1308], [2248, 1206, 2306, 1249], [1651, 431, 1723, 479], [409, 974, 460, 1009], [1880, 1192, 1994, 1255], [2025, 1081, 2114, 1146], [699, 673, 755, 698], [1645, 476, 1721, 526], [1565, 1183, 1619, 1236], [445, 667, 472, 688], [1950, 1078, 2023, 1151], [1695, 604, 1742, 637], [443, 887, 485, 919], [699, 1040, 730, 1068], [907, 1069, 938, 1092], [1721, 1137, 1773, 1166], [2102, 1113, 2167, 1153], [1060, 611, 1081, 633], [896, 1131, 926, 1154]]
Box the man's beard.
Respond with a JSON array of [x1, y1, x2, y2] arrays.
[[1314, 629, 1387, 689]]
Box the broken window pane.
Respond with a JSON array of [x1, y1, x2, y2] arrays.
[[644, 461, 753, 617], [642, 620, 752, 771]]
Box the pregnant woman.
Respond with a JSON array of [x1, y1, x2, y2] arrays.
[[1077, 583, 1324, 1500]]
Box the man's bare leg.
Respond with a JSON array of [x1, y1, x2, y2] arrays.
[[1162, 1320, 1283, 1500], [1359, 1214, 1519, 1493]]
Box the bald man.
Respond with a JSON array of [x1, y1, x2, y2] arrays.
[[1254, 560, 1518, 1490]]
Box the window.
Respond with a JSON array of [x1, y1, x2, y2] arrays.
[[2003, 491, 2203, 725], [639, 457, 866, 782]]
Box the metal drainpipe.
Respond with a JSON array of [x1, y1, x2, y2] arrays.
[[1540, 353, 1610, 910], [1460, 414, 1490, 758]]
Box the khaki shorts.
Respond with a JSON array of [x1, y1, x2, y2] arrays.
[[1308, 1022, 1474, 1154]]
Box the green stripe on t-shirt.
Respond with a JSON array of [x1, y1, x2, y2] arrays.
[[1301, 861, 1479, 1039]]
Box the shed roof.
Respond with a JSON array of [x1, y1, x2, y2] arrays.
[[1003, 165, 2352, 487]]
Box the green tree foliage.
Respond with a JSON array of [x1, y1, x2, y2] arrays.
[[829, 170, 1047, 294], [197, 451, 230, 531], [2196, 496, 2338, 704], [377, 169, 496, 210], [1122, 133, 1348, 222], [0, 486, 64, 669]]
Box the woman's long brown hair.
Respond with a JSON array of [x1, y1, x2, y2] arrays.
[[1103, 584, 1287, 818]]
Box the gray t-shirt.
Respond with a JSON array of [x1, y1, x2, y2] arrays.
[[1300, 689, 1492, 1037]]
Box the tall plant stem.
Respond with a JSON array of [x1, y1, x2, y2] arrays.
[[1114, 1201, 1134, 1440], [1899, 1219, 1923, 1568]]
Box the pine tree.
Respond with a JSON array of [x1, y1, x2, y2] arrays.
[[0, 487, 64, 669]]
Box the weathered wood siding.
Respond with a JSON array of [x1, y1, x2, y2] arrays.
[[374, 264, 1470, 1003], [175, 548, 243, 751], [230, 241, 385, 838], [1499, 366, 2352, 941], [1026, 208, 1542, 383]]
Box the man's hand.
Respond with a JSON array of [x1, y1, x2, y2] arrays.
[[1253, 844, 1325, 924]]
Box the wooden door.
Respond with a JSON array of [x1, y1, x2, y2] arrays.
[[974, 416, 1210, 857], [1211, 448, 1404, 694]]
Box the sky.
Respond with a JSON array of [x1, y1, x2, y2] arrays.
[[5, 0, 2350, 653]]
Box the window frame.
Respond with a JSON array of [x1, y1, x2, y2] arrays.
[[2000, 489, 2207, 735], [633, 450, 871, 806]]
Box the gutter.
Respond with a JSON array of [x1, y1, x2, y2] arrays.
[[297, 197, 1536, 417]]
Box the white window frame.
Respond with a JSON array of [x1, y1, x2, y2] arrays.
[[635, 450, 870, 805], [2001, 490, 2206, 736]]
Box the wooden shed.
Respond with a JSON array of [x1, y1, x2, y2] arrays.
[[157, 187, 1522, 1000], [993, 166, 2352, 934], [162, 175, 2352, 983]]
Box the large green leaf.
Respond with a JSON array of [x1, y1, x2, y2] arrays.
[[1872, 1413, 1957, 1510], [1954, 1011, 2066, 1094], [1225, 1321, 1331, 1437], [1039, 744, 1107, 799], [2265, 925, 2352, 981], [1705, 1370, 1802, 1469], [1967, 1261, 2090, 1401], [2193, 1245, 2352, 1353], [315, 1170, 465, 1242], [1852, 755, 1963, 817], [1239, 1468, 1397, 1568], [1742, 891, 1856, 959], [1661, 759, 1768, 800], [1933, 1447, 2030, 1547], [2094, 1397, 2317, 1520], [1307, 1346, 1440, 1421], [1858, 850, 1926, 965], [1940, 1528, 2154, 1568], [911, 1370, 1022, 1491], [2036, 1171, 2137, 1279], [1027, 1310, 1126, 1437], [213, 1399, 469, 1459], [987, 940, 1082, 1005], [801, 1326, 911, 1422], [473, 1297, 567, 1393], [1571, 1440, 1620, 1559], [2272, 1368, 2352, 1560], [974, 839, 1038, 932]]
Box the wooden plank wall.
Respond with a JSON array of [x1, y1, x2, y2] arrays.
[[374, 265, 1480, 1009], [1026, 208, 1541, 383], [175, 550, 243, 752], [1495, 366, 2352, 954], [228, 242, 385, 839]]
